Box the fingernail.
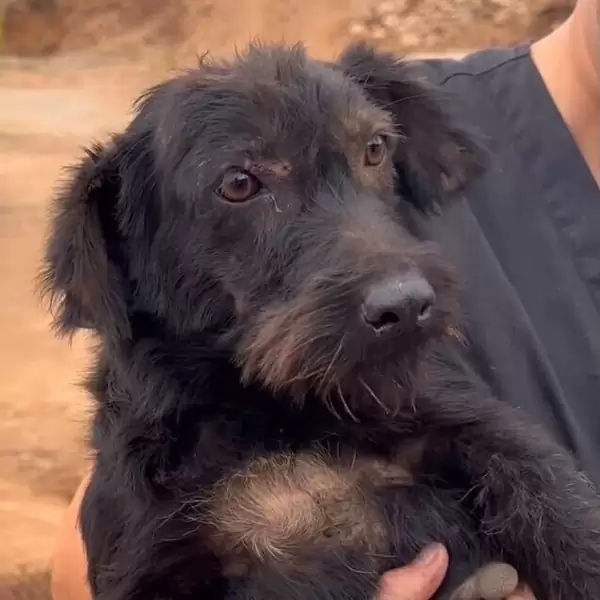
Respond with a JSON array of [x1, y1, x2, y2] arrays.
[[414, 543, 445, 566]]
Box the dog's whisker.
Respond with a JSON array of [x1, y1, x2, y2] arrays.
[[318, 335, 346, 393], [350, 447, 357, 470], [287, 330, 338, 354], [336, 381, 360, 423], [391, 378, 406, 417], [282, 350, 341, 385], [318, 369, 341, 400], [269, 195, 283, 213], [323, 392, 343, 421], [359, 376, 390, 414], [379, 92, 433, 110], [393, 374, 417, 415], [332, 549, 375, 575], [445, 325, 467, 346]]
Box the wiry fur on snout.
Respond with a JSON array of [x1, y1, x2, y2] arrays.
[[40, 42, 600, 600], [234, 185, 459, 402]]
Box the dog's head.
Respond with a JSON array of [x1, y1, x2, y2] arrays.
[[41, 43, 481, 414]]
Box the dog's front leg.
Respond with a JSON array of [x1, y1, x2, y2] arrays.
[[416, 389, 600, 600], [375, 476, 517, 600]]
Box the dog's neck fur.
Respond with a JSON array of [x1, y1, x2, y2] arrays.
[[83, 310, 477, 502], [91, 310, 432, 447]]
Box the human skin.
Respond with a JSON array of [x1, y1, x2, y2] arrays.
[[377, 546, 536, 600], [531, 0, 600, 183], [50, 1, 599, 598]]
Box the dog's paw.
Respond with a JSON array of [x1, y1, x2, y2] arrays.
[[448, 563, 519, 600]]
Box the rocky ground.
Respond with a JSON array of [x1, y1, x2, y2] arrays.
[[0, 0, 576, 597], [346, 0, 574, 53], [1, 0, 575, 59]]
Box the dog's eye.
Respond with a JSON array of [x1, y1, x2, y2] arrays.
[[217, 169, 262, 203], [365, 135, 387, 167]]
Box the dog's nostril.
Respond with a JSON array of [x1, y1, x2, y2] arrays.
[[361, 274, 436, 332], [417, 299, 433, 323], [378, 311, 400, 327]]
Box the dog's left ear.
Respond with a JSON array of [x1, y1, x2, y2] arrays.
[[39, 140, 131, 340], [338, 43, 485, 212]]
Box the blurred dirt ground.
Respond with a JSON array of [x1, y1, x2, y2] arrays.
[[1, 0, 575, 58], [0, 0, 574, 597]]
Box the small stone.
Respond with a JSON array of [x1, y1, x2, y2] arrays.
[[375, 1, 396, 16], [349, 22, 367, 36], [394, 0, 409, 13], [403, 15, 420, 29], [400, 32, 421, 47], [371, 26, 387, 39], [493, 10, 510, 24], [382, 13, 401, 27]]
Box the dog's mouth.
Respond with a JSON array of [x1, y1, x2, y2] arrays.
[[235, 287, 453, 416], [238, 332, 429, 419]]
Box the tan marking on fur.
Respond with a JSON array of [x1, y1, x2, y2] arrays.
[[249, 160, 292, 179], [395, 437, 427, 471], [341, 135, 396, 191], [208, 452, 414, 569], [339, 103, 393, 141], [363, 457, 416, 486], [239, 294, 321, 390], [339, 107, 397, 190], [358, 161, 396, 190]]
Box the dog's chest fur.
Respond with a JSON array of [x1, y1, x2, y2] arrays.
[[92, 351, 438, 577], [206, 450, 414, 575]]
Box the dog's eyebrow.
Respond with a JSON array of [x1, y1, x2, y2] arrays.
[[248, 160, 292, 179], [341, 107, 396, 142]]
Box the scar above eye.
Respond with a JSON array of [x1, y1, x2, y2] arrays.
[[249, 160, 292, 179]]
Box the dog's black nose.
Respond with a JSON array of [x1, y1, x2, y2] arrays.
[[361, 274, 435, 332]]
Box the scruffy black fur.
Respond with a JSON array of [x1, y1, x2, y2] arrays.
[[42, 42, 600, 600]]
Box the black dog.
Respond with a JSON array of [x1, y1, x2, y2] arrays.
[[42, 43, 600, 600]]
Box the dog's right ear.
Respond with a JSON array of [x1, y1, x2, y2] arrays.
[[40, 140, 131, 340], [338, 43, 486, 213]]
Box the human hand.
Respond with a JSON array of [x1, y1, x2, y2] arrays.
[[377, 544, 537, 600]]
